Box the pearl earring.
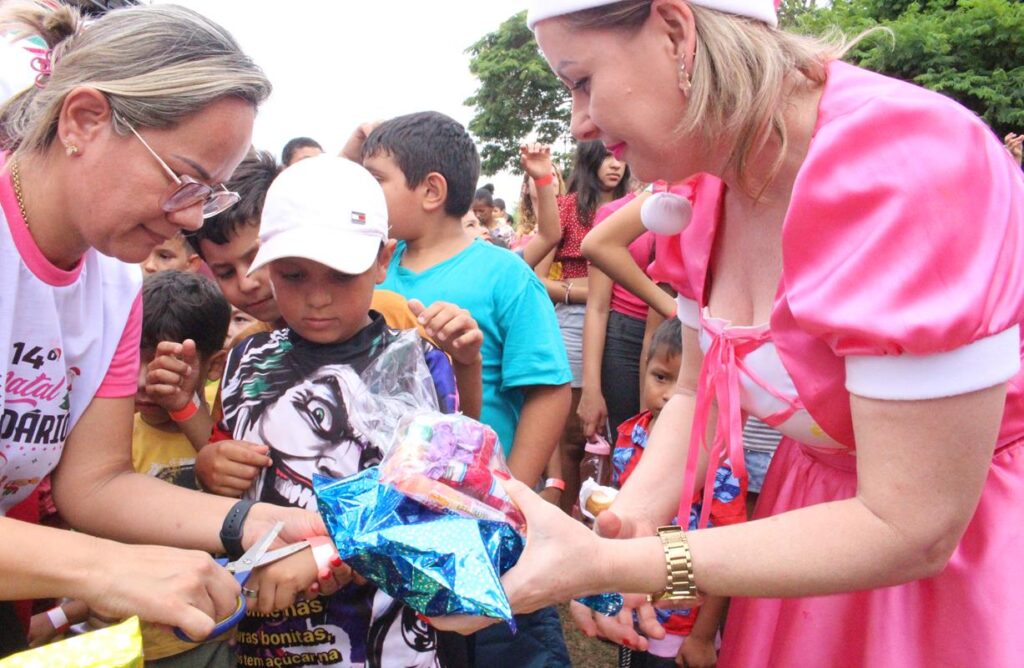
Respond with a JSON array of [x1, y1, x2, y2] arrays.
[[678, 60, 692, 96]]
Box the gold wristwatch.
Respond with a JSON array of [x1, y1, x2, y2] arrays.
[[650, 526, 701, 604]]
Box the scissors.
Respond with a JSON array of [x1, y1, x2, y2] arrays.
[[174, 521, 312, 642]]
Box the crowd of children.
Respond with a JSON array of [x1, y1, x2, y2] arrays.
[[10, 104, 781, 666]]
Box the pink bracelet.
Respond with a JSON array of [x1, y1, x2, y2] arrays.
[[533, 173, 554, 187], [544, 477, 566, 491], [169, 393, 201, 422]]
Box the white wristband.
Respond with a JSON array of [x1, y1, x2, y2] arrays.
[[46, 605, 69, 631]]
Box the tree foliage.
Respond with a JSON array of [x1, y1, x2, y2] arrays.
[[796, 0, 1024, 136], [465, 1, 1024, 174], [465, 11, 570, 175]]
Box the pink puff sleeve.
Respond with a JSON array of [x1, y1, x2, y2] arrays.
[[783, 63, 1024, 400], [645, 176, 722, 329]]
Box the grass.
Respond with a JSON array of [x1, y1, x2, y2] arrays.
[[558, 602, 620, 667]]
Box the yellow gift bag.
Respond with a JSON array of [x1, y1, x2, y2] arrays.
[[0, 616, 143, 668]]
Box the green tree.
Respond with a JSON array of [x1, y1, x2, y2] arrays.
[[796, 0, 1024, 137], [465, 11, 570, 175], [465, 1, 1024, 172]]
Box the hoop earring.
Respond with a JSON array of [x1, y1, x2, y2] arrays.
[[678, 60, 692, 96], [62, 140, 79, 157]]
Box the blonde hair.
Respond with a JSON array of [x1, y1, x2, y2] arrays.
[[562, 0, 856, 196], [0, 1, 271, 158]]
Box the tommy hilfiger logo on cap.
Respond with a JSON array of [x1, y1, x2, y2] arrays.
[[351, 212, 367, 225]]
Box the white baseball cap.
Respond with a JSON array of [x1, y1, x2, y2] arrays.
[[249, 155, 389, 276], [527, 0, 778, 29]]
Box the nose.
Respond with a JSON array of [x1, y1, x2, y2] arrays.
[[570, 102, 599, 141], [136, 361, 148, 395], [306, 284, 332, 309], [166, 200, 204, 233], [141, 256, 157, 275], [239, 267, 265, 295]]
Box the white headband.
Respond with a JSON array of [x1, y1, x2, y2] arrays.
[[527, 0, 779, 29]]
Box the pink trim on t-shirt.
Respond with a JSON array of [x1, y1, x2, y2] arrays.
[[94, 291, 143, 398], [0, 153, 83, 286]]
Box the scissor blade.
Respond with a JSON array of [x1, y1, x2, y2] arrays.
[[256, 541, 310, 567], [228, 521, 285, 574]]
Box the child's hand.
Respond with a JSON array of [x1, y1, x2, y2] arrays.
[[677, 632, 718, 667], [246, 547, 356, 614], [576, 387, 609, 440], [195, 440, 272, 497], [409, 299, 483, 367], [145, 339, 202, 413], [339, 120, 383, 163], [27, 610, 65, 648], [1006, 132, 1023, 164], [520, 143, 554, 181]]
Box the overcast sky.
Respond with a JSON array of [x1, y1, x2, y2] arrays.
[[165, 0, 533, 205]]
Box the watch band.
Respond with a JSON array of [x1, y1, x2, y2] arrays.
[[220, 499, 256, 560], [651, 525, 701, 604]]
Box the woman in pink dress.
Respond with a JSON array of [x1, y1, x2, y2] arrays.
[[432, 2, 1024, 666]]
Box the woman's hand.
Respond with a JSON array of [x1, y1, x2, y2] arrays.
[[79, 541, 242, 642], [570, 594, 664, 652], [429, 478, 602, 634], [566, 508, 666, 648], [576, 386, 609, 440]]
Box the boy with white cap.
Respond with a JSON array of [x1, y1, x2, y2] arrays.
[[214, 155, 481, 667]]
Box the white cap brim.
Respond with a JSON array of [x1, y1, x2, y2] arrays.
[[249, 226, 383, 277]]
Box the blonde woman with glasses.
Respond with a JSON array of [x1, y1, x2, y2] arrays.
[[0, 0, 333, 650]]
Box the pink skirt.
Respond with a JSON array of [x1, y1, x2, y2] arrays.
[[719, 437, 1024, 668]]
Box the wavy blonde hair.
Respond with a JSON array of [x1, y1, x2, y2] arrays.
[[0, 1, 271, 158], [562, 0, 855, 196]]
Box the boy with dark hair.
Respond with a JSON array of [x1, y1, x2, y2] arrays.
[[133, 270, 234, 666], [187, 149, 283, 326], [180, 150, 437, 497], [281, 136, 324, 167], [140, 233, 201, 276], [215, 156, 481, 666], [347, 111, 573, 667]]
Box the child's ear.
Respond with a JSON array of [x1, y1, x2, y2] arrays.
[[420, 172, 449, 214], [185, 253, 202, 273], [205, 349, 228, 382], [374, 240, 397, 285]]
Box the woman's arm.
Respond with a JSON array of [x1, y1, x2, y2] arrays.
[[581, 194, 675, 318], [444, 380, 1005, 636], [51, 396, 324, 552], [606, 325, 708, 531], [535, 249, 590, 305], [577, 265, 614, 439], [684, 384, 1004, 597]]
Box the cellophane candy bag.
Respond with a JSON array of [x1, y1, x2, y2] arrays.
[[379, 412, 526, 532]]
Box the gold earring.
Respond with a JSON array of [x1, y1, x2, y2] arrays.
[[62, 140, 79, 157], [678, 60, 692, 96]]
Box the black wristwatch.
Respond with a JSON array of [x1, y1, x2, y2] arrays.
[[220, 499, 256, 560]]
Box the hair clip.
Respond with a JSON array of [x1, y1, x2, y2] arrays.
[[24, 46, 53, 89]]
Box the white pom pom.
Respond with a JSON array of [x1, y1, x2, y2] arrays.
[[641, 192, 693, 235]]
